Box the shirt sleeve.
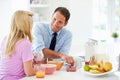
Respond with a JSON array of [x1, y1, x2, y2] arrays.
[[20, 40, 34, 62], [32, 22, 45, 52], [59, 31, 72, 54]]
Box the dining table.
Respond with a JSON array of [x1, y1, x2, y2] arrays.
[[20, 62, 120, 80]]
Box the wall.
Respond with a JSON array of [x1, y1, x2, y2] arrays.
[[0, 0, 12, 42], [68, 0, 93, 56], [0, 0, 29, 42]]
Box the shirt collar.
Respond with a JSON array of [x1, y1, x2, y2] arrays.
[[49, 25, 61, 36]]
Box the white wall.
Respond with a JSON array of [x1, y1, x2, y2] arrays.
[[11, 0, 29, 13], [0, 0, 29, 42], [0, 0, 12, 42], [68, 0, 93, 56]]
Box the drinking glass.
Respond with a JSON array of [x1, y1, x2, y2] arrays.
[[35, 64, 45, 78], [47, 58, 64, 71]]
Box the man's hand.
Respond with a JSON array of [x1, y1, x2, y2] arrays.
[[60, 54, 74, 66], [42, 48, 74, 65]]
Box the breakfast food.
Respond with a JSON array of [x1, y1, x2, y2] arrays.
[[83, 56, 112, 74], [103, 62, 112, 71], [44, 64, 56, 74], [36, 71, 45, 78], [48, 61, 63, 70], [66, 66, 76, 72], [84, 65, 90, 71]]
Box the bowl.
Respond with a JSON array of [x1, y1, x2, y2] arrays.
[[44, 64, 56, 74], [48, 60, 64, 70]]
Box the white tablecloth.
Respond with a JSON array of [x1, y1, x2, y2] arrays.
[[20, 69, 120, 80]]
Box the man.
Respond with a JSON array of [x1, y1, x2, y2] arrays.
[[32, 7, 74, 65]]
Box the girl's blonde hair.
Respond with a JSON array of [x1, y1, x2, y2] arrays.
[[5, 10, 33, 56]]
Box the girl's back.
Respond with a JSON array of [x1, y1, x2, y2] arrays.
[[0, 39, 33, 80]]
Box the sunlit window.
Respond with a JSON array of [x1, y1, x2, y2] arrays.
[[92, 0, 109, 41], [92, 0, 120, 59], [92, 0, 120, 42], [115, 0, 120, 33]]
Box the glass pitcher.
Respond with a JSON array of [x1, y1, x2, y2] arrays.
[[94, 40, 109, 62], [84, 39, 97, 64]]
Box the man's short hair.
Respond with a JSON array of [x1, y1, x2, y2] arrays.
[[54, 7, 70, 22]]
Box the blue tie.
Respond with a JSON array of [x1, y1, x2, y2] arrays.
[[49, 32, 57, 50]]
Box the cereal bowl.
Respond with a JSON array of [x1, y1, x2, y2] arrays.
[[48, 60, 64, 71], [44, 64, 56, 74]]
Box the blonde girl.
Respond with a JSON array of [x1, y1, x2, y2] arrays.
[[0, 10, 35, 80]]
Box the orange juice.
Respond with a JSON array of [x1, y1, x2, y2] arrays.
[[36, 71, 45, 78], [48, 61, 63, 70], [56, 62, 64, 70], [35, 64, 45, 78]]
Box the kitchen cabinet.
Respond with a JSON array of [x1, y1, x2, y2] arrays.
[[29, 0, 49, 22]]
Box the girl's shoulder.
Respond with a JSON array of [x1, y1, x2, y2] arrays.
[[16, 39, 31, 47]]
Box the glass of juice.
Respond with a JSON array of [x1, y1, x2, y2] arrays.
[[47, 58, 64, 71], [35, 64, 45, 78]]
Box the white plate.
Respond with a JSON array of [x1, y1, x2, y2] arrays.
[[83, 68, 117, 76]]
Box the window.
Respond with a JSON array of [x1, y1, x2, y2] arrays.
[[92, 0, 120, 42], [92, 0, 120, 59], [115, 0, 120, 34]]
